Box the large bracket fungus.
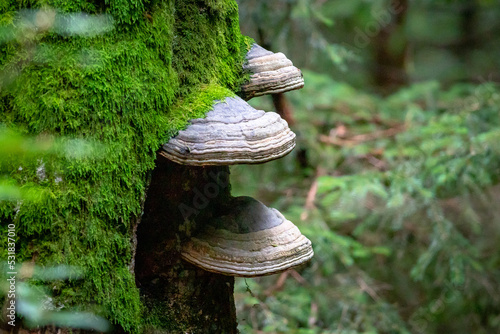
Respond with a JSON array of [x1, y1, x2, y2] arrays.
[[160, 92, 313, 278], [149, 45, 310, 325], [160, 96, 296, 165], [240, 43, 305, 100], [181, 196, 314, 277]]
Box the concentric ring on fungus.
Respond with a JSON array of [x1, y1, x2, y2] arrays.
[[240, 43, 304, 100], [181, 196, 314, 277], [160, 96, 296, 165]]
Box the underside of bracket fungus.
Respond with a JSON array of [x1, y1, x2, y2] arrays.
[[181, 196, 314, 277], [160, 96, 296, 165], [240, 44, 305, 100]]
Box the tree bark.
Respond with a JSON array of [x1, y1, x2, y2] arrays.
[[135, 156, 237, 333], [272, 93, 296, 126]]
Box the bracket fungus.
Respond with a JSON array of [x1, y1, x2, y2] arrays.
[[181, 196, 314, 277], [160, 96, 295, 165], [162, 48, 312, 280], [240, 43, 305, 100]]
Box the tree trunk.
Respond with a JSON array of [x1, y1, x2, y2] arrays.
[[373, 0, 409, 92], [0, 0, 245, 332], [135, 157, 238, 333]]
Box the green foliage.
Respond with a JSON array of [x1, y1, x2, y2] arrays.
[[238, 0, 500, 88], [232, 70, 500, 333], [1, 0, 247, 331], [0, 263, 110, 331], [237, 0, 355, 72], [0, 127, 98, 202]]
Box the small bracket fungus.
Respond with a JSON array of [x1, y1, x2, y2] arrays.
[[160, 96, 296, 165], [181, 196, 314, 277], [240, 44, 304, 100]]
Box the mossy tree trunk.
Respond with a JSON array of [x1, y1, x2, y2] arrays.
[[0, 0, 247, 332]]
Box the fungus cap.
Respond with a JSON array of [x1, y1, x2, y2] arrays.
[[240, 44, 304, 100], [160, 96, 295, 165], [181, 196, 314, 277]]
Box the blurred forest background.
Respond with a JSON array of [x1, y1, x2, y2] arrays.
[[232, 0, 500, 333], [1, 0, 500, 333]]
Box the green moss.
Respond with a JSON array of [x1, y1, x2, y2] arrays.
[[172, 0, 244, 96], [166, 83, 235, 138], [237, 34, 255, 88], [0, 0, 247, 332], [240, 34, 255, 55]]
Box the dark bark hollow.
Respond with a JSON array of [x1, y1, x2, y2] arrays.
[[135, 156, 237, 333]]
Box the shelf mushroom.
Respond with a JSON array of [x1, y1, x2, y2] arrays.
[[160, 86, 313, 278], [160, 96, 295, 165], [239, 44, 304, 100], [181, 196, 314, 277]]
